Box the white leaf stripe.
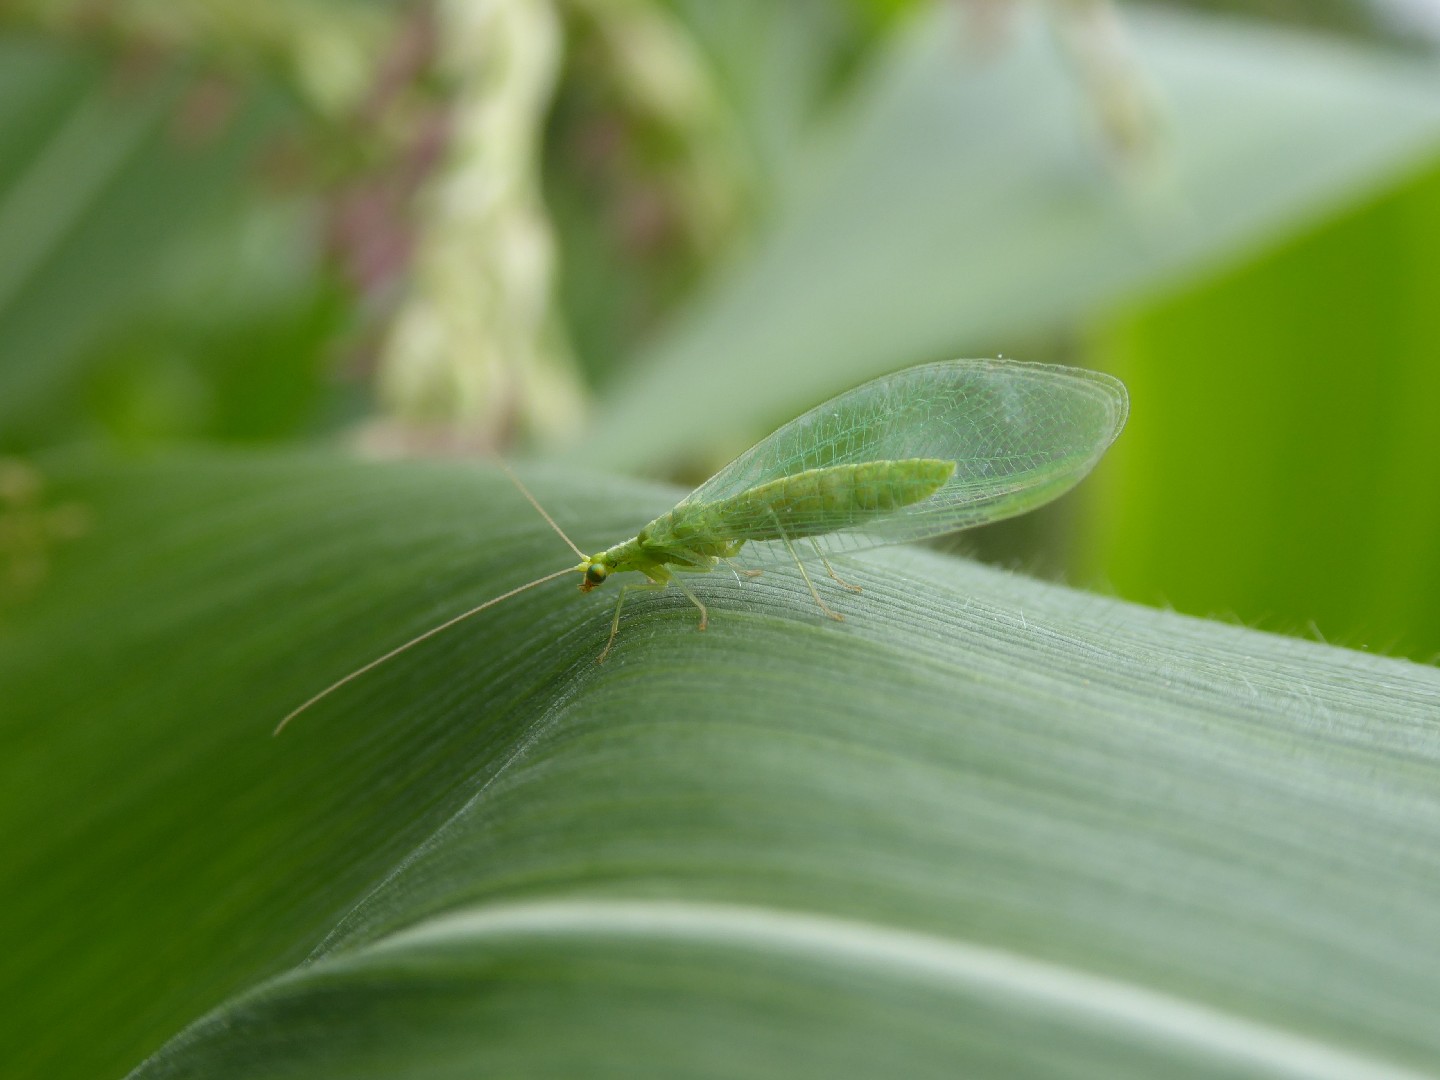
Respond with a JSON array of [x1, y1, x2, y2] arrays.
[[368, 898, 1430, 1080]]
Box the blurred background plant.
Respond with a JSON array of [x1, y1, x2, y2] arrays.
[[5, 0, 1439, 657]]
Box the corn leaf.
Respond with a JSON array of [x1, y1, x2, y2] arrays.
[[2, 454, 1436, 1079]]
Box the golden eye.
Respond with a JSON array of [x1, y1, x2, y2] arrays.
[[585, 564, 608, 585]]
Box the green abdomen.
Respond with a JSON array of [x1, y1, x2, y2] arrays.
[[655, 458, 955, 546]]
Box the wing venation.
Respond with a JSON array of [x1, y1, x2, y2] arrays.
[[673, 359, 1128, 558]]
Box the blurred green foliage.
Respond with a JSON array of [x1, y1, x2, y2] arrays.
[[0, 37, 330, 448], [1093, 160, 1440, 661], [3, 2, 1440, 1077]]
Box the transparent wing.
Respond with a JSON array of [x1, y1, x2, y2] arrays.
[[675, 359, 1128, 558]]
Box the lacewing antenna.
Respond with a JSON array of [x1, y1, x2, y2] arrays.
[[274, 465, 586, 736], [273, 565, 577, 735], [499, 460, 585, 559]]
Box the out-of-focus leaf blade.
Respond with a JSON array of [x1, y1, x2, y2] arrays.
[[1, 455, 1438, 1078], [1089, 160, 1440, 662], [578, 4, 1440, 469], [0, 39, 289, 448]]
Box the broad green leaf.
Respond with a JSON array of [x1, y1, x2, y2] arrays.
[[578, 4, 1440, 470], [2, 454, 1437, 1078]]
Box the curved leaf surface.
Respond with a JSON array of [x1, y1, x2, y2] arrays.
[[0, 454, 1436, 1078]]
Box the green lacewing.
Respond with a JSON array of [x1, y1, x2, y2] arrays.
[[277, 359, 1127, 733]]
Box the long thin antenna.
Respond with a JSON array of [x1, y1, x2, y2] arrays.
[[274, 565, 577, 736], [500, 461, 586, 560]]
